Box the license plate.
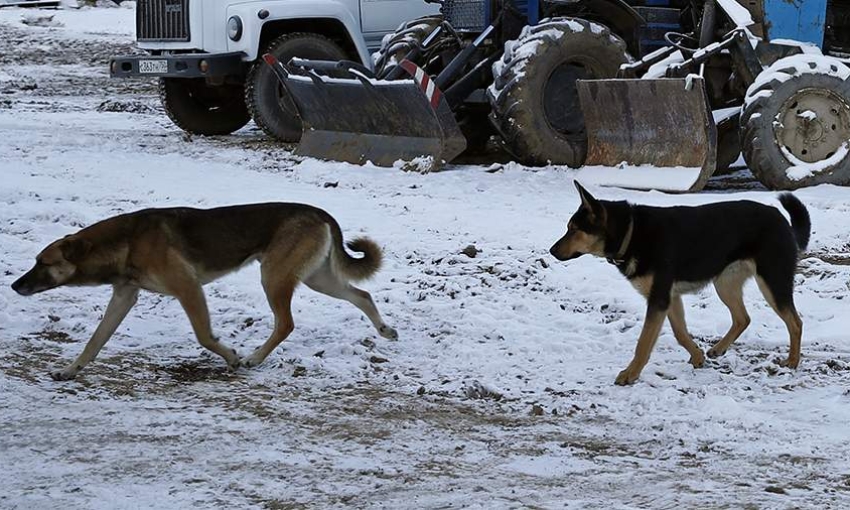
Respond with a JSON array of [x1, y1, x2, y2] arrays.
[[139, 59, 168, 74]]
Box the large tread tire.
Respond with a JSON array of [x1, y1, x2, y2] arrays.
[[741, 55, 850, 190], [714, 112, 743, 175], [373, 16, 490, 155], [488, 18, 632, 167], [245, 33, 347, 142], [373, 15, 444, 77], [159, 78, 250, 136]]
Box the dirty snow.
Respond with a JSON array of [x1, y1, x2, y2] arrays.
[[745, 54, 850, 109], [576, 164, 704, 192], [716, 0, 754, 28], [643, 49, 684, 79], [771, 38, 824, 55], [783, 142, 850, 181], [798, 110, 818, 121], [3, 5, 850, 509], [712, 106, 741, 123]]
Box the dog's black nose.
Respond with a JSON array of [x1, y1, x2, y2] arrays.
[[11, 277, 26, 295]]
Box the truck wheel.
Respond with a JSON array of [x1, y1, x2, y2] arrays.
[[159, 78, 250, 135], [246, 33, 346, 142], [373, 15, 444, 78], [488, 18, 632, 167], [741, 55, 850, 190]]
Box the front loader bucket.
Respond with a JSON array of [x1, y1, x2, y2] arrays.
[[575, 77, 717, 192], [263, 55, 466, 169]]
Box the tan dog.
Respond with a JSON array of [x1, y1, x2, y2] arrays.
[[12, 203, 397, 380]]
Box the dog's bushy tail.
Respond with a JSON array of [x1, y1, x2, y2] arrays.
[[778, 193, 811, 252], [337, 237, 383, 281], [321, 213, 383, 281]]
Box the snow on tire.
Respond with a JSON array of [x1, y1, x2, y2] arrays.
[[741, 54, 850, 190], [487, 18, 632, 167], [372, 16, 444, 78]]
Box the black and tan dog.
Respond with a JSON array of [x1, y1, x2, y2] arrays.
[[12, 203, 397, 380], [550, 182, 811, 385]]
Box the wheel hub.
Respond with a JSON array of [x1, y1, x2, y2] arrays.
[[776, 88, 850, 163], [543, 60, 594, 139]]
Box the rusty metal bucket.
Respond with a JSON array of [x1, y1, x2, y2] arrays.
[[263, 55, 466, 170], [574, 77, 717, 192]]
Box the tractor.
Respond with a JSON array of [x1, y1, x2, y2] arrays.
[[263, 0, 702, 170], [265, 0, 850, 192], [574, 0, 850, 191]]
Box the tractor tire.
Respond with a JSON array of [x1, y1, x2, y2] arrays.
[[373, 15, 444, 78], [488, 18, 632, 167], [246, 33, 347, 142], [159, 78, 250, 136], [741, 55, 850, 190], [458, 107, 496, 155], [714, 111, 743, 175]]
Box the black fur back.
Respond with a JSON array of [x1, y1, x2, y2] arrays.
[[778, 194, 811, 252]]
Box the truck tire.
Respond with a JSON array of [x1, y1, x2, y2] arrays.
[[488, 18, 632, 167], [373, 15, 444, 78], [159, 78, 250, 136], [246, 33, 347, 142], [741, 55, 850, 190]]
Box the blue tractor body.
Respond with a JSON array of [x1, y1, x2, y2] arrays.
[[764, 0, 828, 46]]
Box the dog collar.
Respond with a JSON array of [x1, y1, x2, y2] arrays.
[[606, 212, 634, 265]]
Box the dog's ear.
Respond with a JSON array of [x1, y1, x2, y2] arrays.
[[60, 237, 92, 263], [574, 181, 605, 220], [574, 181, 597, 208]]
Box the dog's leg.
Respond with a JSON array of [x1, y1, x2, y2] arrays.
[[241, 276, 296, 368], [173, 282, 241, 370], [51, 285, 139, 381], [241, 228, 336, 368], [616, 307, 666, 385], [305, 269, 398, 340], [667, 295, 705, 368], [709, 275, 751, 358], [151, 249, 240, 368], [616, 277, 670, 385], [756, 276, 803, 369]]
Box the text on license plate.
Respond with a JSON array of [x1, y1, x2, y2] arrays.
[[139, 60, 168, 74]]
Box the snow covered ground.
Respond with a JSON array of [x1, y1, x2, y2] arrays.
[[2, 5, 850, 509]]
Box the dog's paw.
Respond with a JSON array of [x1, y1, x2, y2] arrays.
[[778, 356, 800, 369], [240, 351, 264, 369], [689, 351, 706, 369], [614, 368, 639, 386], [378, 325, 398, 341], [225, 352, 241, 371], [50, 368, 77, 381], [706, 346, 727, 359], [224, 348, 241, 370]]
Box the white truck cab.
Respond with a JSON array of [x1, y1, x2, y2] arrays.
[[110, 0, 437, 139]]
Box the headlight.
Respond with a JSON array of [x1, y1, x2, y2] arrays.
[[227, 16, 243, 41]]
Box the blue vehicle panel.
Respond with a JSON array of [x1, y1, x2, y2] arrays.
[[763, 0, 828, 46]]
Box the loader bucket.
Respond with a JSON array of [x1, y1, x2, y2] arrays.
[[263, 55, 466, 169], [574, 77, 717, 192]]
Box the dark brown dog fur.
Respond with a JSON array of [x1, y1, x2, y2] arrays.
[[12, 203, 397, 380]]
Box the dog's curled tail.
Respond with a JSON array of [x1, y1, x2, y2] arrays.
[[778, 193, 811, 252], [334, 236, 383, 281], [341, 237, 383, 281]]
